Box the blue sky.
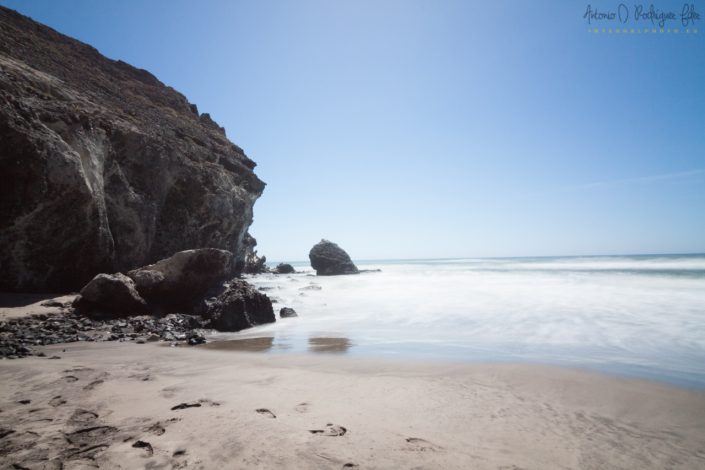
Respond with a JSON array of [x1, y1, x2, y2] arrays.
[[3, 0, 704, 260]]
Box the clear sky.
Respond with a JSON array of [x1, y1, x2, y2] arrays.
[[2, 0, 704, 260]]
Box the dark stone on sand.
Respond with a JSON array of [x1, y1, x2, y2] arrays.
[[0, 7, 265, 293], [204, 279, 275, 332], [187, 331, 206, 345], [279, 307, 298, 318], [274, 263, 295, 274], [72, 273, 148, 317], [127, 248, 235, 312], [309, 240, 359, 276]]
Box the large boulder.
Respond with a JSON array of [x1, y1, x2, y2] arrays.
[[127, 249, 235, 312], [0, 7, 265, 292], [204, 279, 275, 331], [72, 273, 148, 317], [309, 240, 359, 275]]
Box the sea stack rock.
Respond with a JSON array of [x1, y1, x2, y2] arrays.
[[309, 240, 359, 275], [0, 7, 265, 292], [274, 263, 295, 274], [279, 307, 298, 318]]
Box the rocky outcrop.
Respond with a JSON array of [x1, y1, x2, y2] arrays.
[[0, 7, 265, 292], [240, 233, 268, 274], [126, 248, 235, 313], [309, 240, 359, 275], [203, 279, 275, 331], [72, 273, 147, 317], [0, 312, 214, 359], [69, 249, 275, 331], [274, 263, 295, 274]]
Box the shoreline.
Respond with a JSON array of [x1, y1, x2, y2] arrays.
[[3, 291, 705, 391], [2, 341, 705, 469]]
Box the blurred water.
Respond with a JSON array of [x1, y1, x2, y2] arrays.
[[209, 254, 705, 388]]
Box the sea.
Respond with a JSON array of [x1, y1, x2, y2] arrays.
[[210, 254, 705, 389]]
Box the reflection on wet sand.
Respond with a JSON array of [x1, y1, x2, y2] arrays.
[[199, 335, 353, 354], [308, 337, 352, 354], [201, 336, 279, 352]]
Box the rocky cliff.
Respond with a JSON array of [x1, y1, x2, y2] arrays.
[[0, 7, 265, 292]]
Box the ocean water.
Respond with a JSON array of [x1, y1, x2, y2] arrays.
[[212, 254, 705, 388]]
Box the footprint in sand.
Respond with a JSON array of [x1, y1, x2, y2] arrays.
[[160, 386, 180, 398], [49, 396, 66, 407], [132, 440, 154, 457], [171, 402, 201, 411], [145, 423, 166, 436], [63, 376, 79, 383], [63, 367, 94, 374], [309, 424, 347, 436], [69, 409, 99, 426], [405, 437, 442, 452], [65, 425, 118, 447], [83, 379, 104, 391], [171, 399, 219, 411], [199, 398, 220, 407], [256, 408, 276, 418], [171, 448, 188, 468], [144, 418, 179, 436], [295, 402, 309, 413], [342, 464, 359, 469], [129, 373, 153, 382]]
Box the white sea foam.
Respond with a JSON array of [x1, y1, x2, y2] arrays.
[[222, 255, 705, 387]]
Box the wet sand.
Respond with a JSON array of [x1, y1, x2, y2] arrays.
[[1, 341, 704, 469]]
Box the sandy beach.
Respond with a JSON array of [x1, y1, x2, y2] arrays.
[[0, 294, 75, 321], [1, 340, 704, 469]]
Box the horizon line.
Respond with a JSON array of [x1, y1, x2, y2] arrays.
[[265, 251, 705, 265]]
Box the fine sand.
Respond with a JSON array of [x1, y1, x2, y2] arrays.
[[0, 294, 76, 320], [1, 341, 704, 469]]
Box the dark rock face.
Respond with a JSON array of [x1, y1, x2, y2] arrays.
[[73, 273, 147, 317], [126, 249, 235, 313], [309, 240, 359, 275], [0, 7, 265, 292], [274, 263, 295, 274], [279, 307, 298, 318], [240, 233, 268, 274], [204, 279, 275, 331]]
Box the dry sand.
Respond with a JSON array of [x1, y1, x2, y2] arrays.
[[0, 294, 76, 321], [1, 341, 704, 469]]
